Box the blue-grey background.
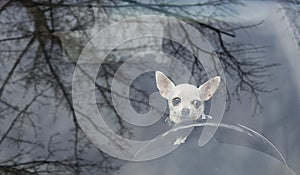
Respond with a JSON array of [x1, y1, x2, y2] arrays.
[[0, 0, 299, 174]]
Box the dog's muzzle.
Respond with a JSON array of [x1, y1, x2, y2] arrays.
[[181, 108, 190, 116]]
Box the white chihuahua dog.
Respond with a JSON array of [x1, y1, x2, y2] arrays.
[[155, 71, 221, 124]]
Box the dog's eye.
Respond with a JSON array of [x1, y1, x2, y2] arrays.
[[192, 100, 201, 108], [172, 97, 181, 106]]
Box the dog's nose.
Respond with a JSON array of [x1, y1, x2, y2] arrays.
[[181, 108, 190, 116]]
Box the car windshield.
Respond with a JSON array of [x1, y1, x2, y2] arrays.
[[0, 1, 299, 175]]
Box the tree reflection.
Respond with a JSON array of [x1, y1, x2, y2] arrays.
[[0, 1, 279, 174]]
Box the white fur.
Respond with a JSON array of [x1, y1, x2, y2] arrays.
[[155, 71, 220, 124]]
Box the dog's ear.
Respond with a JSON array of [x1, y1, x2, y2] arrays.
[[155, 71, 175, 98], [199, 76, 221, 101]]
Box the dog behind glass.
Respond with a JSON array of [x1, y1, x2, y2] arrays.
[[155, 71, 221, 124]]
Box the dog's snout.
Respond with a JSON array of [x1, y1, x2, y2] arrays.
[[181, 108, 190, 115]]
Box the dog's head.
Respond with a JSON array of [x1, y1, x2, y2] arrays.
[[155, 71, 221, 123]]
